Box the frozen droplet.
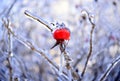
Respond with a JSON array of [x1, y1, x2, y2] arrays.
[[10, 53, 14, 57]]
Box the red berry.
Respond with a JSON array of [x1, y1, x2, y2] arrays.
[[53, 28, 70, 40]]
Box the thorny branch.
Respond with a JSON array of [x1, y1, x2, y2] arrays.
[[99, 56, 120, 81], [24, 10, 53, 32], [81, 10, 95, 78]]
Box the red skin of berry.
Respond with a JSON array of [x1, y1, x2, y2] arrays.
[[53, 28, 70, 41], [51, 27, 70, 49]]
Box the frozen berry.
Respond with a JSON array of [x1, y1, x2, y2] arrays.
[[51, 27, 70, 49], [53, 28, 70, 40]]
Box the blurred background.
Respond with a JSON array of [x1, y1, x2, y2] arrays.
[[0, 0, 120, 81]]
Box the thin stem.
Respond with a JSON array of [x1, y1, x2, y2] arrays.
[[73, 54, 85, 68], [99, 56, 120, 81], [5, 0, 17, 17], [8, 20, 13, 81], [81, 10, 95, 78], [3, 19, 13, 81], [63, 51, 80, 80], [1, 1, 17, 80], [24, 10, 53, 32], [13, 55, 27, 79], [7, 58, 12, 81]]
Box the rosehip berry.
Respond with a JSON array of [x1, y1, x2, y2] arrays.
[[51, 27, 70, 49], [53, 28, 70, 40]]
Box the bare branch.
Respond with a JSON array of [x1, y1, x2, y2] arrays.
[[24, 10, 53, 32], [60, 46, 80, 80], [1, 1, 17, 80], [3, 23, 69, 78], [99, 56, 120, 81], [73, 53, 85, 68], [8, 27, 12, 81], [5, 0, 17, 17], [81, 10, 95, 78], [13, 55, 28, 79], [2, 18, 13, 81]]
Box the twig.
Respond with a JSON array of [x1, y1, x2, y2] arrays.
[[73, 53, 85, 68], [1, 1, 17, 80], [6, 58, 12, 81], [52, 67, 68, 81], [13, 55, 28, 79], [5, 0, 17, 17], [2, 18, 13, 81], [61, 48, 80, 80], [115, 68, 120, 81], [3, 22, 68, 78], [7, 19, 13, 81], [81, 10, 95, 78], [0, 7, 7, 16], [99, 56, 120, 81], [24, 10, 53, 32]]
